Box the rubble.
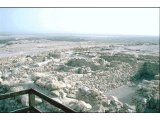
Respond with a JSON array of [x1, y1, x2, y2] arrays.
[[61, 97, 92, 112], [133, 80, 159, 112], [0, 44, 159, 112], [31, 72, 47, 81], [51, 90, 60, 97]]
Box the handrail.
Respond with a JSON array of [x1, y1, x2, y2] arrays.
[[0, 88, 76, 113], [30, 89, 75, 113], [11, 107, 31, 113], [0, 89, 29, 100], [11, 106, 41, 113]]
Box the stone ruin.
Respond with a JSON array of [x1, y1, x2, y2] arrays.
[[0, 48, 159, 112]]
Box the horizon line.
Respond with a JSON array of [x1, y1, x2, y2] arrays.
[[0, 32, 159, 37]]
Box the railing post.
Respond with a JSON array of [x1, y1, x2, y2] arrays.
[[29, 90, 35, 108]]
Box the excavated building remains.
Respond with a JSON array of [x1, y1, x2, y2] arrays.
[[0, 45, 159, 112]]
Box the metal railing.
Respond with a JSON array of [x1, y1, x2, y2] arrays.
[[0, 88, 76, 113]]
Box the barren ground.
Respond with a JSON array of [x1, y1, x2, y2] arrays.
[[0, 38, 159, 112]]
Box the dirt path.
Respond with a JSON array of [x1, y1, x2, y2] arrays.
[[106, 85, 138, 105]]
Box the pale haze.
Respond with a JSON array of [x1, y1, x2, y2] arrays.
[[0, 8, 159, 36], [0, 8, 159, 113]]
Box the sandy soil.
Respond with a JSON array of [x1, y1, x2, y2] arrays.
[[0, 41, 101, 58], [106, 85, 138, 105], [0, 40, 159, 59]]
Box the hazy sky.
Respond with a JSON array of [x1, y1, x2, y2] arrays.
[[0, 8, 159, 36]]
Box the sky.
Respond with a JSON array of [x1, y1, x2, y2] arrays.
[[0, 8, 159, 36]]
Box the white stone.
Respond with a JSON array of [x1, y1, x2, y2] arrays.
[[89, 88, 100, 97], [0, 78, 3, 84], [108, 95, 123, 106], [137, 84, 142, 89], [51, 90, 60, 97], [0, 71, 2, 77], [19, 57, 27, 63], [142, 80, 154, 85], [59, 90, 67, 98], [36, 79, 45, 87], [78, 100, 92, 111], [26, 57, 33, 62], [152, 80, 159, 85], [11, 68, 19, 74], [154, 74, 159, 80], [1, 80, 10, 86], [62, 97, 78, 105], [21, 95, 29, 106], [33, 60, 52, 67], [52, 97, 62, 104], [108, 95, 119, 103], [23, 73, 29, 78], [66, 84, 72, 88], [52, 59, 60, 62], [78, 86, 90, 94], [67, 94, 77, 99], [2, 72, 11, 79], [77, 67, 92, 74], [35, 97, 43, 104], [21, 65, 29, 70], [10, 86, 24, 92], [63, 88, 70, 94], [141, 98, 147, 104], [50, 81, 66, 90], [31, 72, 46, 80], [123, 103, 135, 111], [62, 97, 92, 112]]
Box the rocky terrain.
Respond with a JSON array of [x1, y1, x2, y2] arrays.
[[0, 39, 159, 113]]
